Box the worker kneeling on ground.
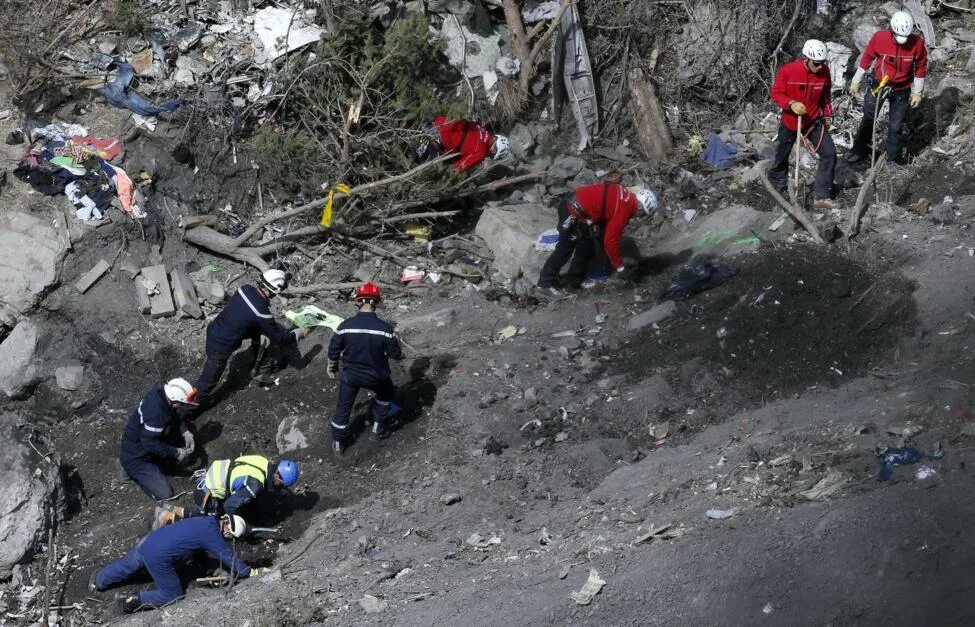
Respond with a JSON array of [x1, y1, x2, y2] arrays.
[[536, 182, 659, 297], [193, 269, 311, 411], [416, 116, 510, 173], [768, 39, 836, 210], [328, 283, 403, 456], [847, 11, 928, 165], [154, 455, 300, 527], [90, 514, 269, 613], [119, 378, 199, 501]]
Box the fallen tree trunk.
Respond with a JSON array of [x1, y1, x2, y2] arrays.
[[759, 171, 826, 244], [628, 66, 672, 167]]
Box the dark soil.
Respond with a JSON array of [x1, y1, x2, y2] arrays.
[[621, 243, 917, 403]]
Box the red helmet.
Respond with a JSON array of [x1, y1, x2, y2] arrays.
[[355, 282, 382, 304]]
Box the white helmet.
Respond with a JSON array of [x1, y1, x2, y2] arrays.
[[801, 39, 828, 62], [260, 269, 287, 295], [164, 378, 199, 405], [492, 134, 510, 160], [222, 514, 247, 538], [890, 11, 914, 44], [632, 187, 659, 215]]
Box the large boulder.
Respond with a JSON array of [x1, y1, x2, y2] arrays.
[[0, 212, 68, 325], [475, 203, 557, 283], [0, 413, 62, 577], [0, 320, 45, 399]]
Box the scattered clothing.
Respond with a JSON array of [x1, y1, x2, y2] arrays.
[[701, 132, 739, 169], [100, 62, 186, 117], [877, 446, 940, 480], [661, 257, 738, 300], [95, 516, 250, 610], [65, 181, 103, 221]]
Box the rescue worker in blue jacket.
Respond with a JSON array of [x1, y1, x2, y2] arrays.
[[327, 282, 403, 455], [119, 378, 199, 501], [193, 269, 310, 410], [90, 514, 269, 613], [153, 456, 300, 527]]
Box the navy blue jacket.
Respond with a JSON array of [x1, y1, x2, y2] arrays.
[[328, 311, 403, 380], [140, 515, 250, 578], [206, 284, 299, 356], [120, 386, 186, 460]]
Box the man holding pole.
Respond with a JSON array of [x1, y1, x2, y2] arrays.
[[768, 39, 836, 210]]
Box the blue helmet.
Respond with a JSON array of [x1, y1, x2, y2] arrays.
[[276, 460, 300, 488]]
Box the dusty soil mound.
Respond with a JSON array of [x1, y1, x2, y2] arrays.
[[623, 244, 917, 401]]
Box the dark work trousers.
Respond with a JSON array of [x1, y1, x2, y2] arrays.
[[330, 371, 395, 443], [96, 541, 183, 608], [537, 201, 596, 289], [768, 121, 837, 201], [194, 335, 260, 408], [120, 454, 174, 501], [851, 88, 910, 161]]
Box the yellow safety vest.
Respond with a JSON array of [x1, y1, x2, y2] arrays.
[[203, 454, 270, 500]]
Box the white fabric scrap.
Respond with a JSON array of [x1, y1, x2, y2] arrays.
[[65, 182, 103, 222], [825, 42, 852, 92], [253, 7, 323, 62]]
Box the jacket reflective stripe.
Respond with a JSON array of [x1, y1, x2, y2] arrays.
[[204, 455, 269, 500], [138, 402, 164, 433], [239, 288, 272, 319], [335, 328, 395, 339]]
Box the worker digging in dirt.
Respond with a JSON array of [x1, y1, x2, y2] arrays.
[[192, 269, 311, 412], [153, 455, 300, 528], [327, 282, 403, 456], [846, 11, 928, 166], [416, 116, 510, 173], [768, 39, 837, 210], [89, 514, 270, 613], [536, 181, 659, 297], [118, 378, 200, 501]]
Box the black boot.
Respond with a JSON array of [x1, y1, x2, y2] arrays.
[[116, 592, 141, 613]]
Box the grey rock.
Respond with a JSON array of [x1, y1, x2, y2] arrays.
[[548, 155, 586, 180], [0, 212, 69, 324], [396, 307, 457, 332], [475, 203, 557, 282], [0, 320, 43, 399], [930, 203, 955, 225], [440, 493, 462, 505], [968, 48, 975, 74], [276, 415, 310, 453], [509, 123, 535, 160], [55, 365, 84, 391], [628, 301, 677, 330], [572, 169, 599, 186], [933, 75, 975, 98], [0, 413, 62, 576], [853, 22, 881, 51]]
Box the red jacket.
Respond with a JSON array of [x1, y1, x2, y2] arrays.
[[572, 182, 640, 270], [770, 58, 832, 132], [433, 117, 494, 172], [859, 30, 927, 90]]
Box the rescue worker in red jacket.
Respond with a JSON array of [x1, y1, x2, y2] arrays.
[[416, 117, 510, 173], [847, 11, 928, 164], [769, 39, 836, 209], [537, 182, 658, 295]]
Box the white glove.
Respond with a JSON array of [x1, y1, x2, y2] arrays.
[[176, 447, 192, 462], [183, 432, 195, 452]]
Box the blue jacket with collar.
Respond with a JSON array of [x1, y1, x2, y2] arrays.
[[328, 311, 403, 380], [206, 283, 299, 356], [120, 386, 186, 460], [140, 515, 250, 578]]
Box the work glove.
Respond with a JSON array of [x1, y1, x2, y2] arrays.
[[326, 361, 339, 379], [849, 82, 861, 98], [298, 326, 312, 338], [789, 101, 807, 116], [249, 567, 274, 578], [910, 94, 922, 108], [182, 432, 195, 452], [175, 447, 192, 462]]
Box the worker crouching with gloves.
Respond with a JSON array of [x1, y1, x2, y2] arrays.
[[90, 514, 270, 613], [416, 117, 510, 173], [536, 182, 659, 297], [769, 39, 836, 209], [847, 10, 928, 165], [327, 283, 403, 456], [193, 269, 311, 412], [118, 378, 199, 501], [154, 456, 300, 527]]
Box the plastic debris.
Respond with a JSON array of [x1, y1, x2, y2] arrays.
[[535, 228, 560, 252], [570, 568, 606, 605], [401, 266, 426, 283], [359, 594, 387, 614], [284, 305, 344, 330], [253, 7, 324, 62], [497, 325, 518, 341], [661, 256, 738, 300], [877, 447, 936, 481], [799, 471, 848, 501], [706, 509, 735, 520], [915, 465, 937, 480]]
